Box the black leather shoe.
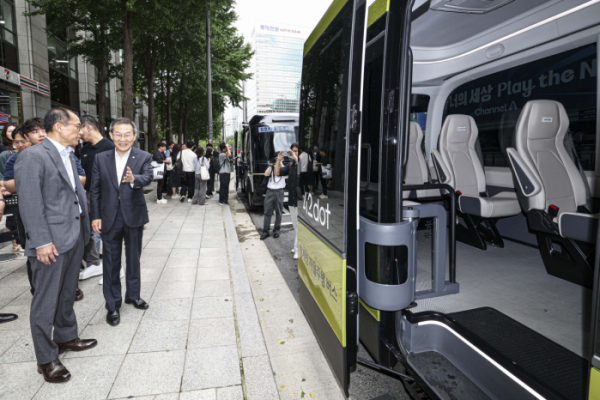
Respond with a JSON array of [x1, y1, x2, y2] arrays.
[[273, 231, 280, 238], [0, 313, 17, 324], [57, 338, 98, 354], [38, 359, 71, 383], [125, 298, 149, 310], [106, 310, 120, 326], [75, 287, 84, 301], [260, 232, 270, 240]]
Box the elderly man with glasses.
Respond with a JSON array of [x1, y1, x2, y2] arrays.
[[90, 118, 153, 327]]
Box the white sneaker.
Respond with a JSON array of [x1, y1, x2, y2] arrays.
[[161, 198, 168, 204], [79, 263, 103, 280], [98, 268, 125, 285], [187, 199, 192, 203], [172, 194, 180, 199], [156, 199, 165, 204], [291, 249, 295, 253], [293, 253, 299, 260], [319, 195, 328, 199]]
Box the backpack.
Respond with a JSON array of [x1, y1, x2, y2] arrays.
[[210, 156, 221, 174], [174, 153, 183, 175]]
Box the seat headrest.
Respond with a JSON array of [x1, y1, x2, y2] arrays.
[[409, 122, 423, 145], [442, 114, 475, 144], [524, 101, 565, 140]]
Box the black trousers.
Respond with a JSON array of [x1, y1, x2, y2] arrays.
[[162, 171, 170, 192], [219, 173, 230, 204], [102, 206, 143, 312], [180, 171, 196, 199], [156, 179, 163, 200], [314, 171, 320, 190], [207, 172, 215, 195], [321, 177, 328, 195]]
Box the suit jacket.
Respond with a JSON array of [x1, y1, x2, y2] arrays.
[[90, 146, 153, 232], [14, 139, 90, 258]]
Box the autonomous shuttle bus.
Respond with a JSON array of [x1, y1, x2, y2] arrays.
[[237, 113, 299, 210], [296, 0, 600, 399]]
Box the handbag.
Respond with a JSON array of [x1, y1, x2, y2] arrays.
[[151, 161, 165, 180], [166, 156, 174, 171], [199, 157, 210, 181], [321, 164, 332, 179]]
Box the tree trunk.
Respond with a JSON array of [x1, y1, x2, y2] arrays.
[[166, 69, 172, 143], [145, 37, 158, 151], [96, 54, 108, 136], [122, 10, 135, 120], [183, 101, 189, 144]]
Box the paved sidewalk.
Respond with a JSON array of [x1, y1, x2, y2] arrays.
[[0, 183, 279, 400]]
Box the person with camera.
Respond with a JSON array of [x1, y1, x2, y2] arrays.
[[218, 142, 232, 206], [261, 148, 295, 240], [275, 144, 300, 259]]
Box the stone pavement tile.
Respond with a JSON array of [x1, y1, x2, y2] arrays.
[[88, 303, 145, 326], [198, 257, 228, 269], [217, 386, 244, 400], [130, 319, 189, 353], [145, 239, 177, 249], [180, 227, 203, 234], [194, 280, 231, 298], [276, 374, 345, 400], [179, 389, 216, 400], [0, 331, 35, 363], [64, 322, 138, 359], [4, 288, 34, 307], [0, 361, 44, 399], [0, 305, 31, 332], [187, 318, 236, 349], [196, 268, 229, 281], [0, 329, 27, 357], [142, 298, 193, 321], [152, 280, 195, 299], [158, 268, 196, 283], [0, 286, 29, 307], [230, 264, 251, 295], [234, 293, 267, 358], [174, 240, 202, 249], [166, 257, 198, 269], [170, 248, 200, 258], [0, 260, 26, 276], [34, 354, 125, 400], [191, 297, 233, 319], [114, 394, 179, 400], [0, 270, 31, 288], [181, 346, 241, 391], [199, 247, 222, 257], [109, 350, 186, 398], [141, 247, 172, 257], [141, 267, 164, 282], [242, 355, 279, 400], [139, 255, 170, 270]]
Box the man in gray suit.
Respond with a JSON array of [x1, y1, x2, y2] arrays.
[[15, 108, 97, 383]]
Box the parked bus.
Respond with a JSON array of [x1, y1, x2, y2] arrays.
[[297, 0, 600, 399], [237, 113, 298, 210]]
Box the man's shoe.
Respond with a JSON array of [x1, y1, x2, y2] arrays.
[[179, 197, 185, 203], [0, 313, 17, 324], [79, 263, 103, 280], [56, 338, 98, 355], [38, 359, 71, 383], [106, 310, 120, 326], [273, 231, 280, 238], [260, 232, 270, 240], [75, 288, 84, 301], [125, 298, 149, 310]]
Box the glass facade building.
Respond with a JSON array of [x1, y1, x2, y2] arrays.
[[247, 23, 307, 117]]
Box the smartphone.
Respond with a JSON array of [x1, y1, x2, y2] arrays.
[[281, 151, 291, 157]]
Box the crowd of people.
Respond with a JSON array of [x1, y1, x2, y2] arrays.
[[152, 140, 232, 206]]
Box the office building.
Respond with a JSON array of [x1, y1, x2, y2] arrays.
[[246, 23, 307, 117]]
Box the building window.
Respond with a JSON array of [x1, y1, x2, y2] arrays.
[[0, 0, 17, 72], [48, 35, 79, 112], [0, 82, 21, 126]]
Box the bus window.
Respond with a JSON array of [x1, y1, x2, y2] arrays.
[[443, 44, 597, 170]]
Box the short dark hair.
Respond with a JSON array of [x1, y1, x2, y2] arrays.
[[219, 142, 227, 151], [1, 123, 17, 147], [168, 141, 174, 146], [81, 115, 100, 132], [196, 147, 205, 158], [158, 142, 166, 149], [320, 148, 327, 154], [23, 117, 44, 136], [186, 140, 195, 148], [44, 107, 72, 133], [110, 117, 138, 135], [11, 126, 25, 140], [206, 142, 213, 148], [290, 143, 299, 150]]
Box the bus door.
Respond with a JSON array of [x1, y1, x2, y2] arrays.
[[297, 0, 366, 396]]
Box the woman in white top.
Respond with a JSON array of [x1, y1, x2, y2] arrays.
[[298, 146, 313, 196], [192, 147, 211, 205]]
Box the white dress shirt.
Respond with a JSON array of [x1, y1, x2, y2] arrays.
[[115, 149, 135, 188], [180, 149, 196, 172]]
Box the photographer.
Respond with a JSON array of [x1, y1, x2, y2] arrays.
[[275, 144, 300, 259], [260, 148, 294, 240]]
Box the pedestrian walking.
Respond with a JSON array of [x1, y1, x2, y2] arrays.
[[90, 118, 153, 327], [179, 140, 196, 203], [218, 142, 232, 205], [276, 144, 300, 259], [317, 149, 330, 199], [298, 146, 312, 196], [153, 142, 170, 204], [169, 144, 182, 198], [260, 151, 287, 240], [163, 141, 174, 193], [192, 147, 210, 205], [207, 148, 217, 197], [79, 115, 115, 282], [15, 108, 97, 383], [312, 145, 320, 192]]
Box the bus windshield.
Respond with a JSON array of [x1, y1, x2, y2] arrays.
[[251, 124, 298, 161]]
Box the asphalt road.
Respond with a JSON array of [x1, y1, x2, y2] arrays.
[[235, 191, 412, 400]]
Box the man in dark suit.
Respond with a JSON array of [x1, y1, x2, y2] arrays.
[[15, 108, 97, 383], [90, 118, 153, 326]]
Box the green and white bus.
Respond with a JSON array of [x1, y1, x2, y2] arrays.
[[296, 0, 600, 399]]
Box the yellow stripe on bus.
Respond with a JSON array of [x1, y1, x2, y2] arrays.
[[368, 0, 390, 27], [304, 0, 350, 57]]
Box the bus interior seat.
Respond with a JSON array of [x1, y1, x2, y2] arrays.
[[507, 99, 597, 287], [431, 114, 521, 250], [403, 122, 440, 199]]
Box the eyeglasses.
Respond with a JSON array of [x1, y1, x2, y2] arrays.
[[113, 134, 134, 140]]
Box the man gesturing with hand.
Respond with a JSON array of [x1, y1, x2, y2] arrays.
[[90, 118, 153, 327]]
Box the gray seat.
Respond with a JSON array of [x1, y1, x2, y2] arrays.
[[432, 114, 520, 218], [507, 100, 598, 243], [403, 122, 440, 199]]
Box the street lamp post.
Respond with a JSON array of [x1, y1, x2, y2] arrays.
[[206, 0, 213, 143]]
